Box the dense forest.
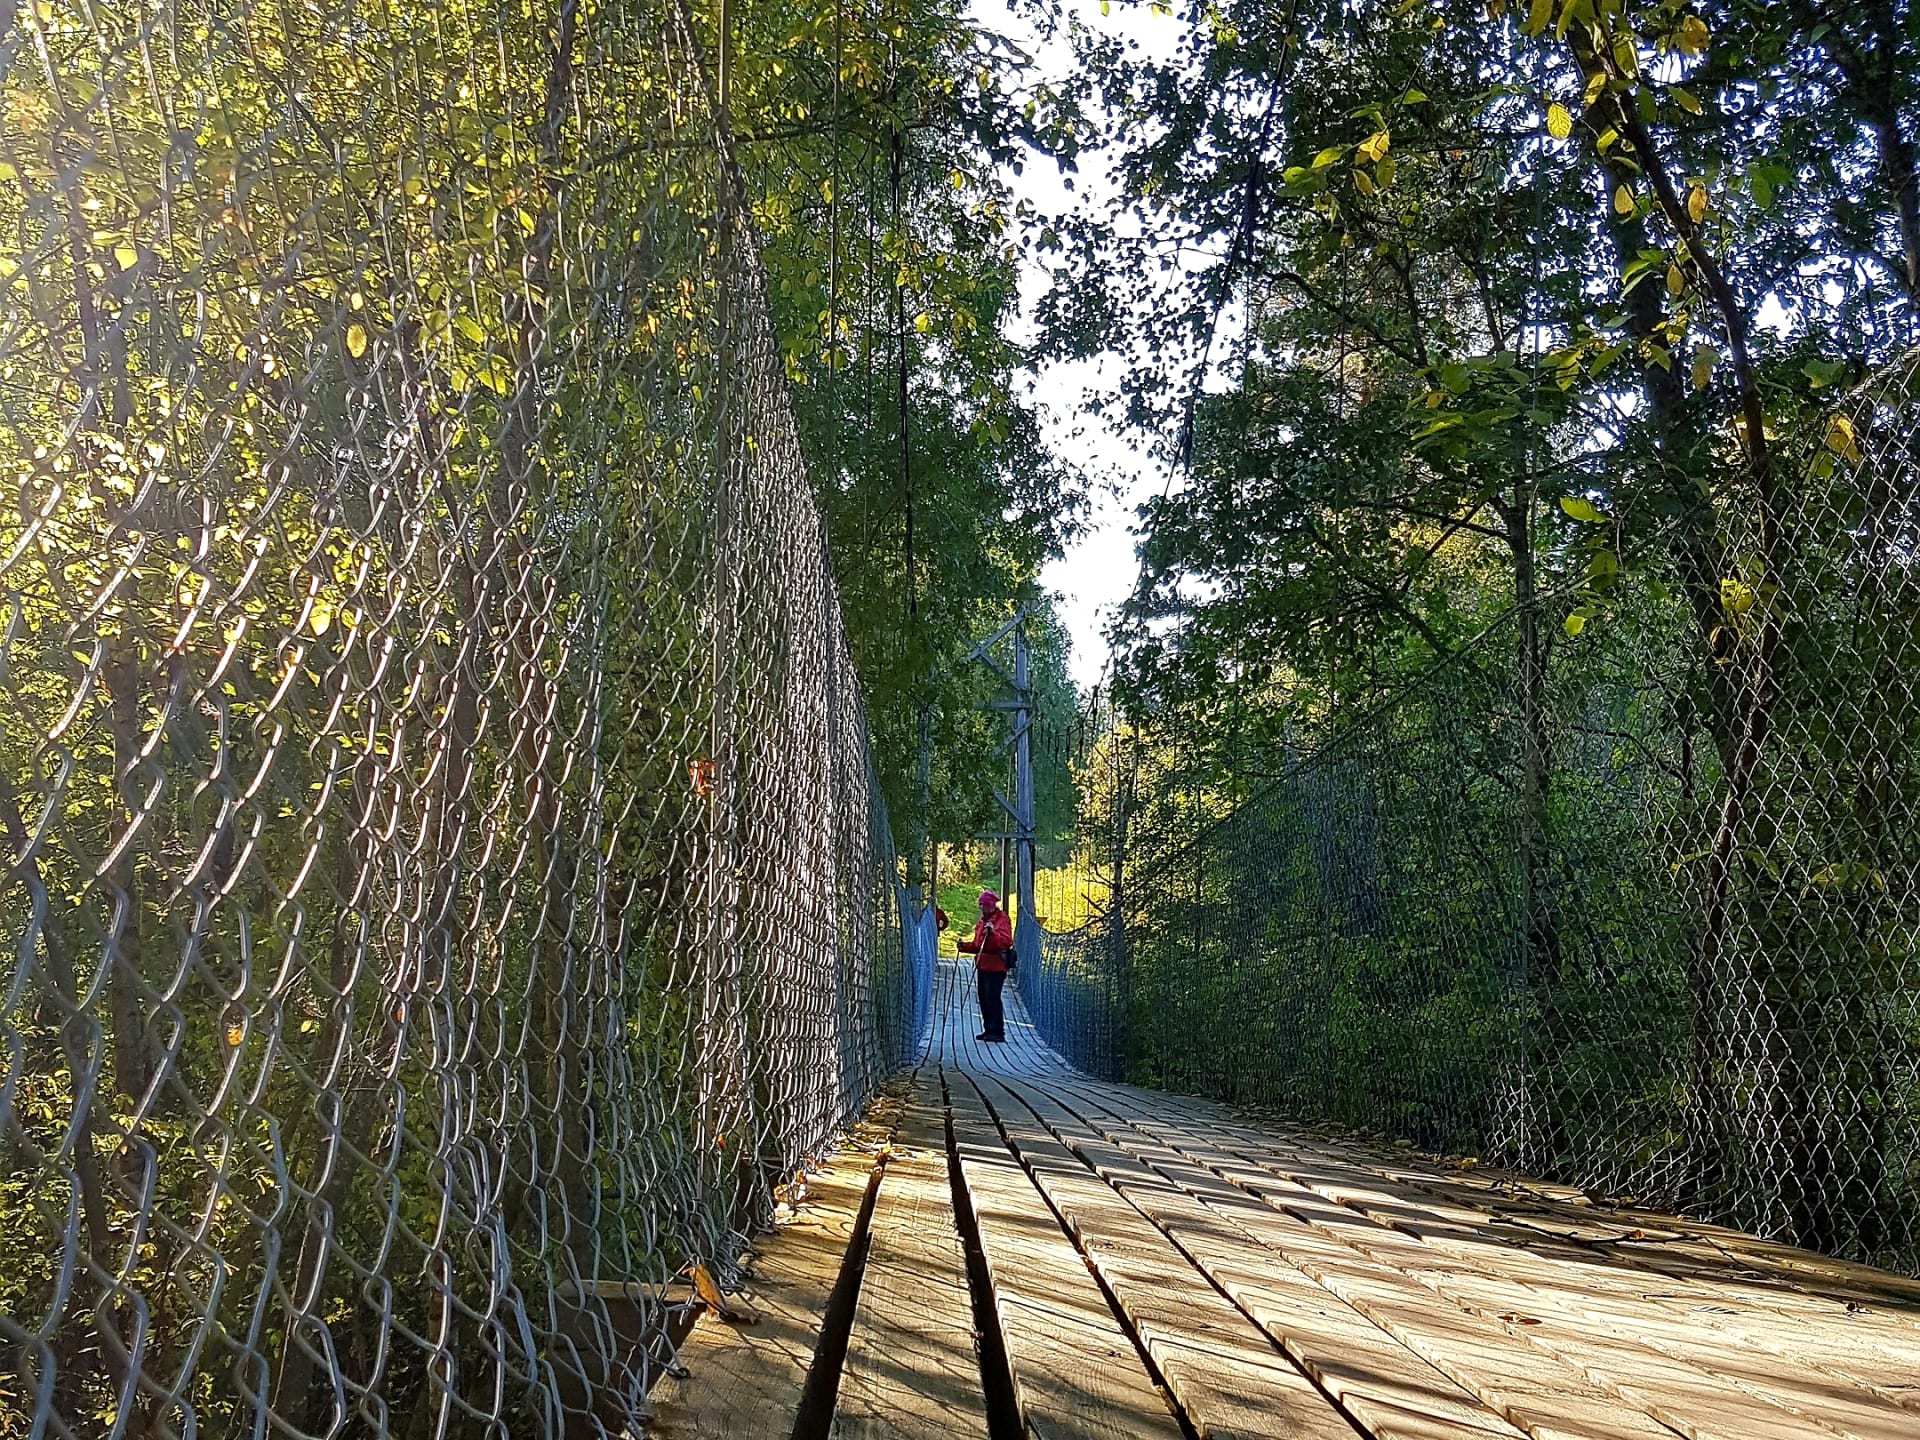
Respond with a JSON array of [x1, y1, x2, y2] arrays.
[[720, 0, 1087, 878], [0, 0, 1077, 1434], [1024, 0, 1920, 1273]]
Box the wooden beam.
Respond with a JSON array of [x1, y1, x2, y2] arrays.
[[832, 1077, 990, 1439]]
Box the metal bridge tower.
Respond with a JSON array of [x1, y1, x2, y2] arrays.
[[965, 607, 1038, 968]]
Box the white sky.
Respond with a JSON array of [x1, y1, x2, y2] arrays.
[[974, 0, 1186, 688]]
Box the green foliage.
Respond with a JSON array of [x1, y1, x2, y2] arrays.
[[0, 1, 931, 1433], [721, 0, 1089, 869], [1034, 0, 1920, 1267]]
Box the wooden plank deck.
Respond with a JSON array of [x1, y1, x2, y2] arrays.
[[647, 1149, 877, 1440], [948, 1074, 1186, 1439], [649, 954, 1920, 1438], [830, 1076, 990, 1439]]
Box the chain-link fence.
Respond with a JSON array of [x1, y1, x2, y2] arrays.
[[1040, 353, 1920, 1277], [1023, 926, 1124, 1078], [0, 2, 917, 1435]]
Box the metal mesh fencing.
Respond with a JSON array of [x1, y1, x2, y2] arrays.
[[1024, 926, 1124, 1079], [1021, 690, 1129, 1080], [0, 2, 914, 1435], [1044, 352, 1920, 1276], [903, 902, 938, 1064]]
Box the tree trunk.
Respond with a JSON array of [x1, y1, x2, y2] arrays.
[[1611, 74, 1784, 1226], [1504, 484, 1559, 987]]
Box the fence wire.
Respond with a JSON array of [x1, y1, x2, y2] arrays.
[[0, 2, 918, 1435], [1034, 352, 1920, 1277]]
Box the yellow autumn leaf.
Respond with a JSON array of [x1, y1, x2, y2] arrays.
[[1546, 103, 1573, 139], [1824, 415, 1863, 465], [1582, 70, 1608, 107], [1666, 264, 1685, 295], [310, 603, 333, 636], [1614, 184, 1635, 216], [1674, 15, 1710, 56], [1691, 343, 1716, 391], [1560, 496, 1606, 523], [114, 244, 138, 270], [1687, 186, 1708, 224], [1564, 612, 1587, 637], [692, 1263, 726, 1312], [690, 1262, 758, 1323], [346, 323, 369, 358]]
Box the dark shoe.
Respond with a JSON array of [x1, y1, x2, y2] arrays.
[[975, 1032, 991, 1041], [986, 1034, 1006, 1043]]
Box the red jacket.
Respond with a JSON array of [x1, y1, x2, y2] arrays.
[[959, 909, 1015, 974]]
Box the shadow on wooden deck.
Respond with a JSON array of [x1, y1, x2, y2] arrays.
[[648, 957, 1920, 1439]]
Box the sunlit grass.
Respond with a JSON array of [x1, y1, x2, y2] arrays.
[[1032, 864, 1108, 933], [930, 858, 1107, 952]]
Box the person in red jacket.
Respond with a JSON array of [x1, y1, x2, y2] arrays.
[[957, 889, 1015, 1042]]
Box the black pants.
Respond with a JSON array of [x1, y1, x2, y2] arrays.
[[976, 968, 1006, 1040]]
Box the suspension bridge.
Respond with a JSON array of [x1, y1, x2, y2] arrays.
[[4, 0, 1920, 1436], [648, 960, 1920, 1439]]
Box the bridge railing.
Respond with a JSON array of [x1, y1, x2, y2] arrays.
[[1045, 352, 1920, 1278], [1022, 920, 1127, 1079], [0, 3, 907, 1435], [903, 895, 941, 1063]]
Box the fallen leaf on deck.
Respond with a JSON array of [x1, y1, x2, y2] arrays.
[[691, 1264, 761, 1325]]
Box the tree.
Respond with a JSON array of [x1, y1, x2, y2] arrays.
[[721, 0, 1090, 880], [1043, 0, 1920, 1254]]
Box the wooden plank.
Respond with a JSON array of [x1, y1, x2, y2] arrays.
[[996, 969, 1063, 1074], [931, 951, 1068, 1077], [648, 1153, 874, 1440], [1032, 1077, 1688, 1440], [831, 1075, 989, 1440], [977, 1075, 1439, 1440], [1123, 1101, 1920, 1418], [1296, 1142, 1920, 1410], [1263, 1152, 1920, 1439], [1331, 1151, 1920, 1405], [945, 1077, 1184, 1440], [934, 959, 994, 1072], [989, 1077, 1539, 1440], [1096, 1088, 1906, 1440]]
